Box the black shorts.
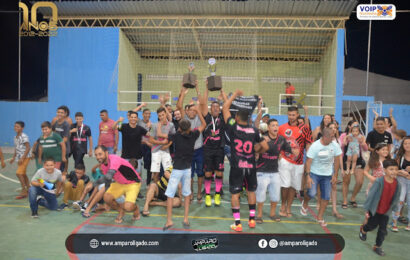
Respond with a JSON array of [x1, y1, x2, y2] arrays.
[[203, 148, 225, 172], [343, 155, 366, 170], [229, 168, 257, 194], [157, 186, 167, 201]]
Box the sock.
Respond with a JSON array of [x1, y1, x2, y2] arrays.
[[249, 204, 256, 221], [215, 176, 223, 194], [204, 177, 212, 195], [232, 207, 241, 225]]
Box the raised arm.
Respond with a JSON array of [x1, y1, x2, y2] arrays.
[[176, 85, 189, 119], [195, 105, 206, 132], [159, 95, 172, 122], [222, 89, 243, 123], [254, 96, 263, 129], [303, 105, 310, 127], [200, 81, 209, 117], [112, 117, 124, 131], [133, 102, 146, 113], [389, 107, 397, 133]]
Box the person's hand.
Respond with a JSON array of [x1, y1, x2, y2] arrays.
[[141, 102, 147, 107], [372, 109, 379, 117], [257, 96, 263, 111], [9, 157, 15, 164], [347, 136, 353, 142], [331, 176, 337, 185], [161, 139, 168, 145], [88, 150, 93, 157], [369, 176, 376, 183], [303, 105, 308, 111], [235, 90, 244, 96], [146, 121, 152, 129], [389, 107, 393, 116], [359, 135, 366, 144], [405, 166, 410, 172], [306, 175, 314, 189], [118, 117, 124, 122], [114, 145, 117, 154], [62, 157, 67, 163]]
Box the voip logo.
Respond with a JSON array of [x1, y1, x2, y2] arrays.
[[357, 4, 396, 20], [19, 1, 58, 36]]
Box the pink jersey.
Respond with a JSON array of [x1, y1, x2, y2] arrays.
[[100, 154, 141, 184], [99, 119, 117, 147]]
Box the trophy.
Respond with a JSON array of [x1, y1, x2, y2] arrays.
[[207, 58, 222, 91], [182, 62, 197, 88]]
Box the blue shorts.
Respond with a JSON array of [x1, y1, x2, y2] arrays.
[[106, 147, 115, 154], [165, 168, 191, 198], [307, 173, 332, 201], [191, 147, 204, 177]]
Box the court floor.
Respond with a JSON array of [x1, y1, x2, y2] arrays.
[[0, 154, 407, 260]]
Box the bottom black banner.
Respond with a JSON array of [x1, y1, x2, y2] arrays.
[[66, 233, 345, 254]]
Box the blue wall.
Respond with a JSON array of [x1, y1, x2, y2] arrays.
[[380, 104, 410, 134], [0, 28, 121, 146]]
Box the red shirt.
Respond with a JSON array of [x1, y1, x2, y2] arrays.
[[376, 178, 397, 215], [286, 85, 295, 95], [98, 119, 117, 147], [278, 122, 312, 165]]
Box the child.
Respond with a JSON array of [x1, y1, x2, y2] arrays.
[[58, 163, 90, 210], [38, 121, 66, 171], [163, 105, 206, 230], [10, 121, 31, 199], [69, 112, 93, 167], [344, 126, 363, 174], [29, 158, 63, 217], [392, 129, 406, 158], [364, 143, 390, 195], [359, 159, 401, 256]]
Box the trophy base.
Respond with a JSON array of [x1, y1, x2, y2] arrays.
[[182, 73, 197, 88], [207, 76, 222, 91]]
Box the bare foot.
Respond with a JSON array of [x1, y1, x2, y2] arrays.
[[132, 209, 141, 221]]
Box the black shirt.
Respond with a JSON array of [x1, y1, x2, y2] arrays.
[[70, 123, 92, 153], [225, 117, 262, 169], [366, 130, 392, 149], [67, 170, 90, 187], [203, 113, 225, 149], [169, 130, 200, 170], [257, 135, 292, 173], [119, 123, 147, 159]]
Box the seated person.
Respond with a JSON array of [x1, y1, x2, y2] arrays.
[[58, 163, 90, 210], [141, 167, 181, 216], [29, 158, 63, 217]]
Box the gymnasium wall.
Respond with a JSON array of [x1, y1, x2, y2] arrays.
[[0, 28, 120, 146]]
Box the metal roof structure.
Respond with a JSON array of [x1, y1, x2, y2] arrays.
[[37, 0, 358, 62]]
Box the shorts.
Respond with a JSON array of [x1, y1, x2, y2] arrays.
[[343, 155, 365, 170], [203, 148, 225, 172], [106, 182, 141, 204], [106, 147, 115, 155], [157, 186, 168, 201], [256, 172, 281, 203], [16, 158, 30, 175], [151, 150, 172, 173], [278, 158, 304, 190], [229, 167, 257, 194], [191, 147, 204, 177], [165, 168, 191, 198], [307, 172, 332, 201]]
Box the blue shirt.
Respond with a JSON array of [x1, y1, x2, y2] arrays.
[[307, 139, 342, 176]]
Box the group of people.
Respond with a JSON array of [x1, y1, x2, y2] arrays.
[[1, 81, 409, 257]]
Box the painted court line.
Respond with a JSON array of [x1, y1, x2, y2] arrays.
[[0, 203, 368, 227], [0, 173, 20, 184]]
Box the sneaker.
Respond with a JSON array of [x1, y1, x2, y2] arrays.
[[81, 202, 89, 212], [230, 223, 243, 232], [405, 225, 410, 231], [214, 194, 221, 206], [72, 200, 83, 210], [390, 223, 399, 232], [300, 201, 308, 216], [91, 204, 98, 213], [373, 246, 385, 256], [205, 195, 212, 207], [57, 203, 68, 211], [359, 226, 367, 241], [248, 219, 256, 228], [31, 211, 38, 218]]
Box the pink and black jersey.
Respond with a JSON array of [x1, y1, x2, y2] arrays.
[[225, 117, 262, 169], [203, 113, 225, 149], [257, 135, 292, 173], [100, 154, 141, 184]]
